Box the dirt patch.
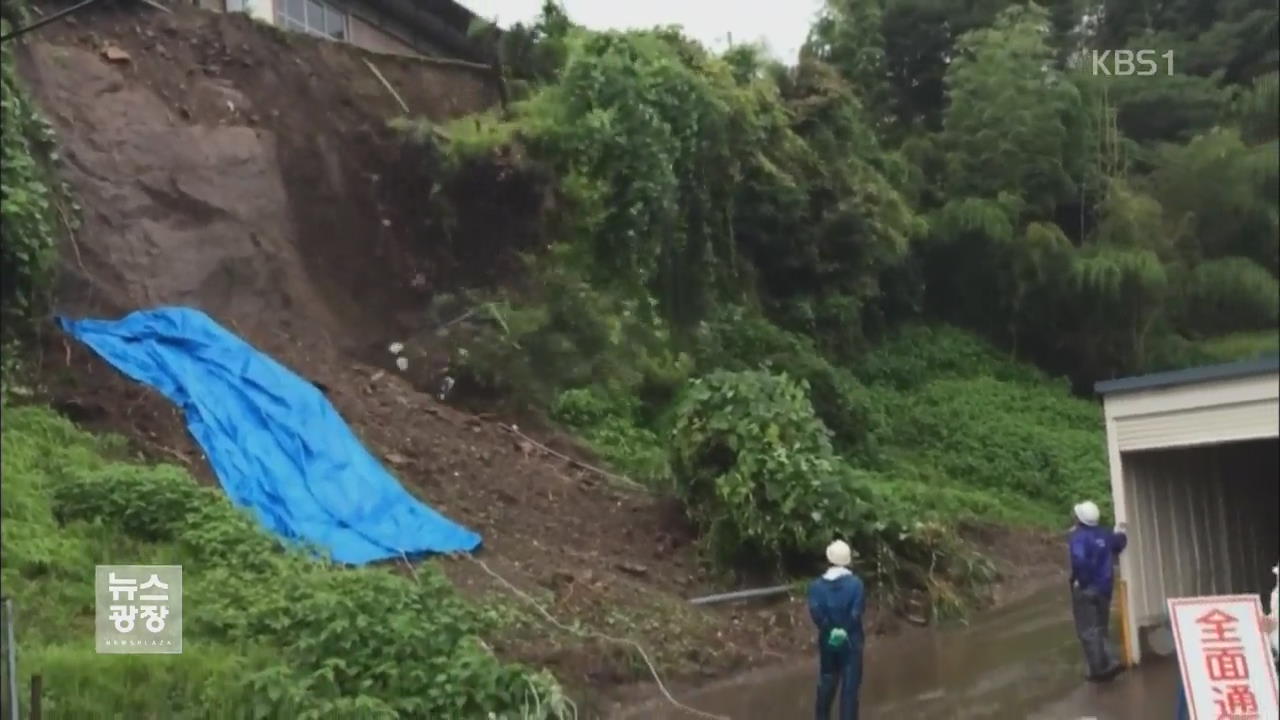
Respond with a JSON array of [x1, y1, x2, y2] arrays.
[[17, 2, 539, 355], [14, 3, 1072, 712], [961, 523, 1069, 606]]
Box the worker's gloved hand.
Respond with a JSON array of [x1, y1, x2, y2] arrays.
[[827, 627, 849, 648], [1115, 522, 1127, 533]]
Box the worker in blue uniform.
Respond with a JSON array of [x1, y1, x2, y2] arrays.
[[808, 539, 865, 720], [1068, 500, 1128, 682]]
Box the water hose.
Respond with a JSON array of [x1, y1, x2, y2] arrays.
[[689, 584, 793, 606]]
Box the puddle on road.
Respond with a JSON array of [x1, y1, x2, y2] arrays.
[[618, 586, 1177, 719]]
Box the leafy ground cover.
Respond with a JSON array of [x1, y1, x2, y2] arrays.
[[0, 401, 571, 719]]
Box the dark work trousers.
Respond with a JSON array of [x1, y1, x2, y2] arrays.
[[1071, 584, 1120, 679], [1174, 651, 1190, 720], [815, 641, 862, 720]]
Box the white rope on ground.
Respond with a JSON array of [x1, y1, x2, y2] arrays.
[[399, 552, 730, 720], [463, 554, 730, 720], [387, 379, 721, 717]]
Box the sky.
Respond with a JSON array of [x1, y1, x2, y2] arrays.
[[457, 0, 826, 63]]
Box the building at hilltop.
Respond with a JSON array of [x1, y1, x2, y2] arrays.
[[195, 0, 491, 62]]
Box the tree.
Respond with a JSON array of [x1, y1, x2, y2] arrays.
[[1229, 71, 1280, 144], [806, 0, 896, 131], [1068, 245, 1169, 373], [1149, 129, 1279, 274], [941, 3, 1090, 219], [879, 0, 1019, 132], [1087, 0, 1277, 84], [1174, 257, 1280, 336]]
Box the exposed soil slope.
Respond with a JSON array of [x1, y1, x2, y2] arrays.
[[14, 3, 1067, 713], [19, 2, 541, 356]]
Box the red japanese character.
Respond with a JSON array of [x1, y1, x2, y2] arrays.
[[1197, 609, 1242, 644], [1213, 683, 1259, 718], [1205, 647, 1250, 681]]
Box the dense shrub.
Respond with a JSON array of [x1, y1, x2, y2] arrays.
[[669, 370, 851, 568], [693, 307, 879, 455], [666, 368, 997, 612], [441, 257, 692, 415]]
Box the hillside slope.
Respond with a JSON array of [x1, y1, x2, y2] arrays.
[[17, 5, 540, 357], [9, 3, 1070, 713], [14, 3, 751, 696]]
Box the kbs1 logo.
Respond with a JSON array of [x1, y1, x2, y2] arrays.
[[1090, 50, 1175, 76]]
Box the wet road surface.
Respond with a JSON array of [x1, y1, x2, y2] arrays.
[[619, 586, 1178, 719]]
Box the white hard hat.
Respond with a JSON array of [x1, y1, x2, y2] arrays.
[[1074, 501, 1100, 526], [826, 540, 852, 567]]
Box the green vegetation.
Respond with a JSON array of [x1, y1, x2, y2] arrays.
[[0, 402, 571, 719], [1, 0, 1276, 709], [412, 0, 1278, 595], [1190, 330, 1280, 364], [1, 12, 75, 336]]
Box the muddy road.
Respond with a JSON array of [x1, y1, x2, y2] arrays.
[[620, 585, 1178, 719]]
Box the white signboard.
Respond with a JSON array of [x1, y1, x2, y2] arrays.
[[96, 564, 183, 654], [1169, 595, 1278, 720]]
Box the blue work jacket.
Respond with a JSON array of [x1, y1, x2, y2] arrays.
[[1068, 524, 1127, 597], [807, 570, 866, 649]]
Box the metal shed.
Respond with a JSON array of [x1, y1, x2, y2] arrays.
[[1096, 356, 1280, 665]]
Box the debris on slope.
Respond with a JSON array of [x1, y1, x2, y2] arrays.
[[16, 3, 815, 703], [17, 3, 1071, 710]]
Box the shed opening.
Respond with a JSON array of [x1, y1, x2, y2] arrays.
[[1121, 438, 1279, 658]]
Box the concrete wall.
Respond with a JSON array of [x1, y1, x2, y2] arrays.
[[347, 13, 426, 57], [221, 0, 452, 59]]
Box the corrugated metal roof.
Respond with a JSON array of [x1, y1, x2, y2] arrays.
[[1094, 355, 1280, 396]]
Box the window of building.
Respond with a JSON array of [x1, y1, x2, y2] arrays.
[[276, 0, 347, 41]]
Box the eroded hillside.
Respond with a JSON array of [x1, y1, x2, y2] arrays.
[[7, 3, 1068, 715]]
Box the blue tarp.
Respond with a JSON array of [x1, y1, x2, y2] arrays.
[[58, 307, 482, 565]]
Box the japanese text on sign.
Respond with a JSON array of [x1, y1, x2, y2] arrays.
[[95, 565, 183, 654], [1169, 595, 1278, 720]]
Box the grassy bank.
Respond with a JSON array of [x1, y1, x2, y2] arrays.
[[0, 402, 570, 719]]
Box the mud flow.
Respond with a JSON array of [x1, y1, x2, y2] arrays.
[[621, 586, 1178, 719]]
